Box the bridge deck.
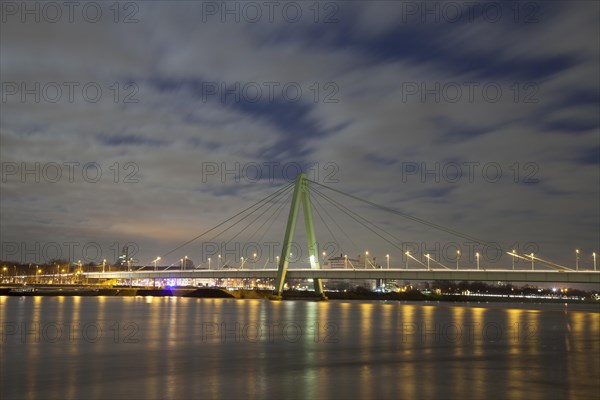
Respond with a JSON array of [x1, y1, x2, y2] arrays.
[[84, 269, 600, 284]]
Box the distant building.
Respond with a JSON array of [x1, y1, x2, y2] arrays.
[[325, 254, 360, 269], [117, 246, 131, 268], [323, 254, 377, 290], [182, 258, 195, 269]]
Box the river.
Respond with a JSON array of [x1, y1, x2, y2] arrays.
[[1, 296, 598, 399]]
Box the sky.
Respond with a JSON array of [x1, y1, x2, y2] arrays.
[[1, 1, 599, 271]]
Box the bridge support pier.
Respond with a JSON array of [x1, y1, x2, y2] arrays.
[[273, 174, 327, 300]]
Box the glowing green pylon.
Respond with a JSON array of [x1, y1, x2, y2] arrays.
[[273, 173, 327, 300]]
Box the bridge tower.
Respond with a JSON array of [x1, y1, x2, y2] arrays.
[[273, 173, 327, 300]]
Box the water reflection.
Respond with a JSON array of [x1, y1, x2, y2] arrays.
[[1, 297, 598, 399]]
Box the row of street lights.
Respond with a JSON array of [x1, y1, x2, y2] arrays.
[[151, 248, 597, 272], [576, 249, 596, 271], [508, 249, 597, 271]]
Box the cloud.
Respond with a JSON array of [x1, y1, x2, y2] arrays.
[[1, 1, 598, 267]]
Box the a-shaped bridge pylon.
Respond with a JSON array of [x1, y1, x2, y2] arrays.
[[273, 173, 327, 300]]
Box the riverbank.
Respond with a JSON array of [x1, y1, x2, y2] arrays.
[[1, 284, 598, 304]]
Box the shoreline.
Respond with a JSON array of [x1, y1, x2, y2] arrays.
[[1, 285, 598, 305]]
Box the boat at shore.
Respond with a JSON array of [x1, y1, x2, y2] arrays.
[[8, 286, 100, 296], [9, 286, 36, 294]]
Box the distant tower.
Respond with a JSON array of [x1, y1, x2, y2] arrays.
[[117, 246, 129, 267]]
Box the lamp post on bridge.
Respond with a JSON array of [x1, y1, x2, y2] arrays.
[[530, 253, 534, 270], [240, 257, 245, 270], [425, 254, 430, 270], [386, 254, 390, 269], [510, 250, 516, 270], [592, 252, 597, 271], [476, 252, 480, 270], [208, 257, 211, 270], [364, 251, 369, 268], [456, 250, 460, 270], [575, 249, 579, 271], [405, 251, 410, 269], [153, 257, 161, 271], [218, 254, 221, 269]]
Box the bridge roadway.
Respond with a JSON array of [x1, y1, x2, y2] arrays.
[[85, 268, 600, 284]]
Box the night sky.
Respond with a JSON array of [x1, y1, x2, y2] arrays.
[[1, 1, 598, 270]]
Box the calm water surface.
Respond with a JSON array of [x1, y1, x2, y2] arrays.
[[1, 296, 599, 400]]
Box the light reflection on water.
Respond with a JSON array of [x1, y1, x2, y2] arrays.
[[1, 297, 598, 400]]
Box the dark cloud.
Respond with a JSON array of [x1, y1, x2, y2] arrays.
[[1, 1, 598, 268]]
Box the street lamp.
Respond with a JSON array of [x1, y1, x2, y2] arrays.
[[218, 254, 221, 269], [344, 254, 348, 268], [153, 257, 161, 271], [593, 252, 597, 272], [240, 257, 245, 270], [405, 251, 410, 269], [208, 257, 211, 270], [102, 259, 106, 273], [365, 251, 369, 268], [456, 250, 460, 270], [425, 253, 430, 270], [510, 250, 516, 270], [386, 254, 390, 269], [575, 249, 579, 271], [476, 252, 480, 270], [530, 253, 534, 270], [276, 255, 280, 266]]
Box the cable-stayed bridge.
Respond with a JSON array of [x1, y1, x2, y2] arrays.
[[85, 174, 600, 294]]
